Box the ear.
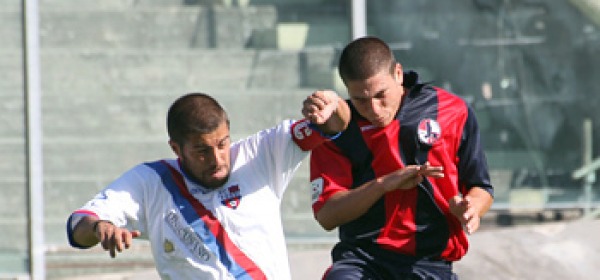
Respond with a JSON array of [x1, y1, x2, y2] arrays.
[[394, 63, 403, 85], [169, 140, 182, 157]]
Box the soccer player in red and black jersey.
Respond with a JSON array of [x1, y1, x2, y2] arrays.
[[304, 36, 494, 279]]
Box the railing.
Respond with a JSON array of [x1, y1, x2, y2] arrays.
[[572, 119, 599, 219]]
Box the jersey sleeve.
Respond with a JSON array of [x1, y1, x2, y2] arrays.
[[457, 106, 494, 197], [236, 119, 309, 199], [67, 164, 149, 248], [309, 141, 354, 214], [290, 118, 336, 151]]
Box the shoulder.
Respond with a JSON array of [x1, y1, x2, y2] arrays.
[[404, 70, 467, 106], [432, 86, 468, 104], [139, 159, 175, 175], [231, 120, 297, 156], [121, 159, 181, 187]]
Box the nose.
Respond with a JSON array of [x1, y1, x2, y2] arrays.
[[366, 98, 381, 116], [205, 147, 226, 166]]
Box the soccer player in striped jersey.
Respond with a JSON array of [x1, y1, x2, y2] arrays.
[[308, 36, 494, 280]]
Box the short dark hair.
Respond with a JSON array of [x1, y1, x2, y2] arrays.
[[338, 36, 396, 83], [167, 93, 229, 145]]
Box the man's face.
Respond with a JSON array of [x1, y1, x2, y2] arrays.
[[346, 64, 404, 127], [170, 121, 231, 189]]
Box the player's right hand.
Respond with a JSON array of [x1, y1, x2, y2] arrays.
[[302, 90, 338, 125], [302, 90, 349, 134], [381, 162, 444, 192], [94, 220, 141, 258], [418, 162, 445, 178]]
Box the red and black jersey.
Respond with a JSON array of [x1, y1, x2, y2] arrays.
[[309, 71, 493, 261]]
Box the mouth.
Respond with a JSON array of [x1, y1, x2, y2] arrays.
[[202, 167, 229, 189], [210, 166, 229, 178], [370, 117, 387, 127]]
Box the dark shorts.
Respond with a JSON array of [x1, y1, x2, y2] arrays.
[[323, 242, 458, 280]]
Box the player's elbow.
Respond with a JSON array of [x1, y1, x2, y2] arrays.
[[318, 221, 337, 231], [315, 213, 339, 231]]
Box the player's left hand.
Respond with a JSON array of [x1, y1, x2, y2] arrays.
[[448, 195, 481, 234]]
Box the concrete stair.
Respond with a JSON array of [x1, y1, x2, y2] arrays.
[[45, 244, 155, 279], [0, 0, 348, 276], [0, 42, 342, 92]]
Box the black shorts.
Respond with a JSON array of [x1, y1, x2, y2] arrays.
[[323, 242, 458, 280]]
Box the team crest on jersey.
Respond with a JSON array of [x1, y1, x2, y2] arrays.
[[417, 118, 441, 145], [219, 185, 241, 209], [292, 119, 313, 140]]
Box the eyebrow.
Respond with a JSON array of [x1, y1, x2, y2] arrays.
[[190, 136, 229, 149], [219, 136, 230, 145], [351, 88, 386, 100]]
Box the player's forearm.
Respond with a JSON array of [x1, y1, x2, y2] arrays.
[[315, 97, 350, 135], [316, 167, 424, 230], [316, 178, 386, 231], [466, 186, 494, 217]]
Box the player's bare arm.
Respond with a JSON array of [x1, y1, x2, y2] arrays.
[[302, 90, 350, 134], [316, 163, 444, 230], [449, 186, 493, 234], [73, 215, 141, 258]]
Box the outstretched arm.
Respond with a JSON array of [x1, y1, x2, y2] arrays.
[[292, 90, 350, 151], [72, 215, 141, 258]]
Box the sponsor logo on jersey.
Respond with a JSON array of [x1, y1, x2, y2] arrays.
[[311, 178, 324, 204], [417, 118, 441, 145], [165, 210, 212, 261], [292, 119, 313, 140], [219, 185, 241, 209]]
